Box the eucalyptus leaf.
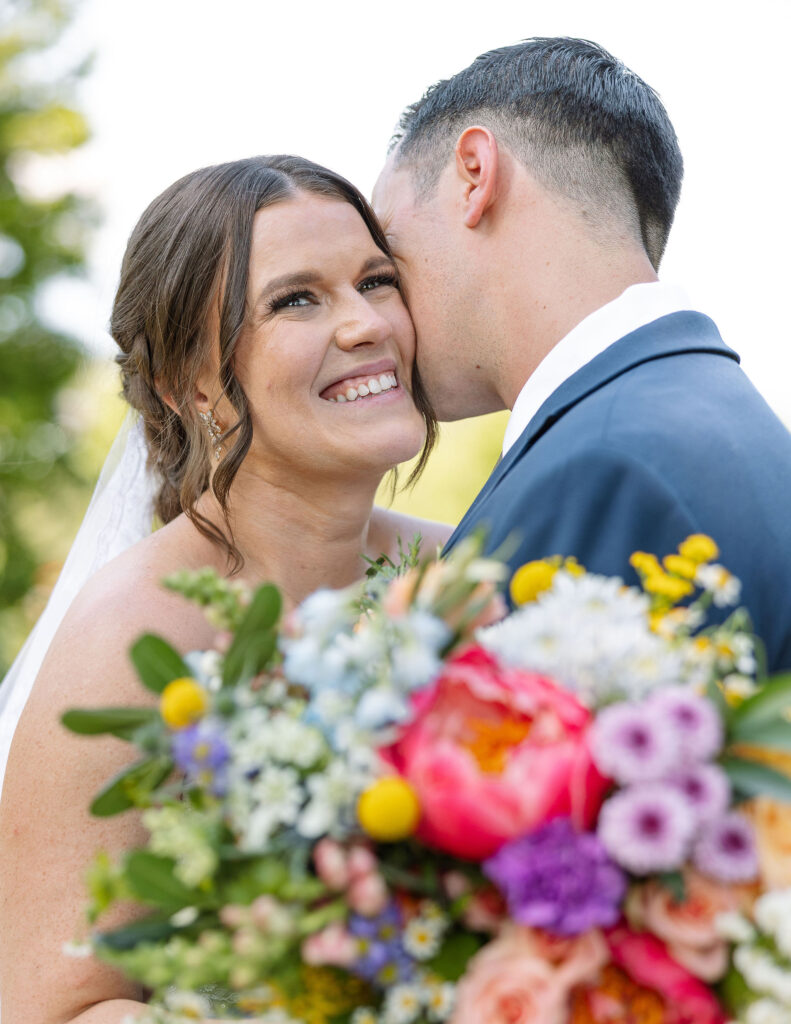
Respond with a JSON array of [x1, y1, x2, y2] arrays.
[[94, 915, 177, 951], [722, 755, 791, 803], [90, 756, 173, 817], [62, 707, 159, 741], [124, 851, 209, 909], [730, 674, 791, 732], [222, 583, 281, 686], [130, 634, 191, 694], [729, 718, 791, 751]]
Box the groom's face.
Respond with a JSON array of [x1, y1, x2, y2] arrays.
[[373, 159, 475, 421]]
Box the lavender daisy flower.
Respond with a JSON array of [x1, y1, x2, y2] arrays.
[[484, 817, 626, 936], [590, 702, 679, 784], [669, 763, 731, 825], [693, 813, 759, 883], [647, 686, 723, 762], [172, 719, 230, 795], [598, 783, 696, 875]]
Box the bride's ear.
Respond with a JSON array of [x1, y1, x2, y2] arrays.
[[155, 379, 179, 415], [455, 126, 499, 229]]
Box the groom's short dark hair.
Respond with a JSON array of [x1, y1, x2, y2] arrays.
[[390, 37, 683, 268]]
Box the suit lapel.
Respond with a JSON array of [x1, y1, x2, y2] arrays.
[[446, 312, 739, 551]]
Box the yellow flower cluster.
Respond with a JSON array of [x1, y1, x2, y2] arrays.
[[510, 555, 584, 606], [630, 534, 719, 619], [244, 968, 373, 1024]]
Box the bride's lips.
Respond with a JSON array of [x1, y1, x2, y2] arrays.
[[319, 360, 403, 404]]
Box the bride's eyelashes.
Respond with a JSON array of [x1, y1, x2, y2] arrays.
[[266, 273, 400, 315]]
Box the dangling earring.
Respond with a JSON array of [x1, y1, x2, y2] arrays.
[[199, 408, 224, 461]]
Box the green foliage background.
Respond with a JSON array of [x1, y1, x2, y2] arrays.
[[0, 0, 96, 673], [0, 0, 508, 678]]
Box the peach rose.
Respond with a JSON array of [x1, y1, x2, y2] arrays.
[[745, 796, 791, 889], [629, 868, 755, 981], [452, 926, 607, 1024]]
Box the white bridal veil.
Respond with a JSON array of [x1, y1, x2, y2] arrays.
[[0, 412, 158, 796]]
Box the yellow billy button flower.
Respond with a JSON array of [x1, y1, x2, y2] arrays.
[[662, 554, 698, 580], [678, 534, 719, 564], [510, 560, 557, 605], [160, 677, 209, 729], [357, 777, 421, 842]]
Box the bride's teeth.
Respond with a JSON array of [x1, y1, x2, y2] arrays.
[[368, 379, 382, 394], [336, 394, 347, 403], [357, 383, 370, 397], [379, 374, 391, 389], [346, 387, 358, 401]]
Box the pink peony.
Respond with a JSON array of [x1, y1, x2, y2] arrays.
[[386, 646, 608, 859], [452, 925, 607, 1024], [606, 924, 728, 1024]]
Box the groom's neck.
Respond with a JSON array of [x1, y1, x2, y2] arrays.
[[487, 195, 658, 409]]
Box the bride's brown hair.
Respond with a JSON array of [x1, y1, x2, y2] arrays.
[[113, 155, 437, 571]]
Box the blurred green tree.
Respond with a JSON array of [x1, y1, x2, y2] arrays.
[[0, 0, 92, 673]]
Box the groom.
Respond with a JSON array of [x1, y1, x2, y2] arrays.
[[374, 37, 791, 672]]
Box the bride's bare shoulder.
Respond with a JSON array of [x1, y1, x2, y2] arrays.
[[35, 518, 220, 708], [371, 508, 454, 563]]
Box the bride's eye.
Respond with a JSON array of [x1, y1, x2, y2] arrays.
[[358, 273, 399, 293], [267, 289, 314, 313]]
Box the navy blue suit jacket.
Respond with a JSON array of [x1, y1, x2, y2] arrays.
[[445, 312, 791, 673]]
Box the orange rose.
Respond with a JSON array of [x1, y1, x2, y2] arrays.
[[452, 926, 607, 1024], [629, 868, 755, 981], [744, 796, 791, 889]]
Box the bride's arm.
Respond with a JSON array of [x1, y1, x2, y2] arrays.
[[0, 566, 212, 1024]]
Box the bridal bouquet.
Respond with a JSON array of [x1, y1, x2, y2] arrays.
[[64, 534, 791, 1024]]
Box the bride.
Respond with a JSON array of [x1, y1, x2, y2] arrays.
[[0, 155, 452, 1023]]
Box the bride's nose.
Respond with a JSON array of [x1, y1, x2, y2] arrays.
[[332, 296, 391, 350]]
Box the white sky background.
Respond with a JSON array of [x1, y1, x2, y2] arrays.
[[39, 0, 791, 425]]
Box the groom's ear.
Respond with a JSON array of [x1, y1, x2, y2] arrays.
[[455, 126, 499, 229]]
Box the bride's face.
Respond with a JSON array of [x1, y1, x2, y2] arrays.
[[215, 193, 427, 485]]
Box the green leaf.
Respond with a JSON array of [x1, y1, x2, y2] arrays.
[[62, 707, 159, 740], [730, 674, 791, 733], [429, 931, 484, 981], [730, 719, 791, 751], [222, 584, 282, 686], [721, 755, 791, 803], [124, 850, 208, 909], [94, 915, 177, 951], [90, 756, 173, 816], [129, 634, 190, 694], [657, 870, 686, 903]]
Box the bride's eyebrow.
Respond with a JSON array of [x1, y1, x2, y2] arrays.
[[255, 271, 321, 307]]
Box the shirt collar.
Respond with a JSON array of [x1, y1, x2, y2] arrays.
[[501, 281, 695, 455]]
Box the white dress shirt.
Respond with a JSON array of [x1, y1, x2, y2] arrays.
[[501, 281, 695, 455]]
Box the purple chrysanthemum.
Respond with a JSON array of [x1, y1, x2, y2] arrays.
[[597, 782, 696, 875], [647, 686, 723, 762], [590, 702, 679, 784], [669, 763, 731, 825], [483, 817, 626, 936], [171, 719, 230, 795], [693, 813, 759, 883]]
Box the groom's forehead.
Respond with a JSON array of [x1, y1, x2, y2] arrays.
[[372, 159, 416, 234]]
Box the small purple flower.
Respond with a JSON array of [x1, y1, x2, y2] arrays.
[[171, 719, 230, 795], [598, 782, 696, 875], [669, 763, 731, 825], [693, 813, 759, 883], [348, 904, 415, 988], [484, 817, 626, 936], [648, 687, 723, 762], [591, 702, 679, 784]]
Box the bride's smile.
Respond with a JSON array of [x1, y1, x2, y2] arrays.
[[215, 192, 427, 487]]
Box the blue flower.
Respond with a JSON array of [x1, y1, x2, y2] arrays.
[[171, 719, 230, 795]]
